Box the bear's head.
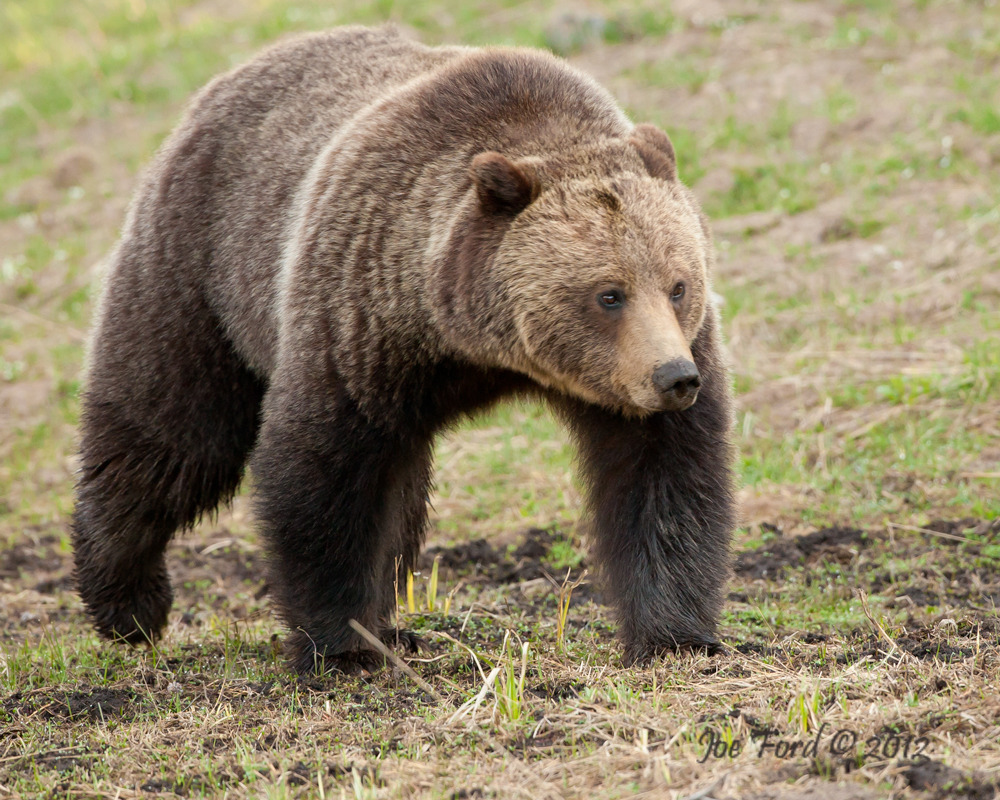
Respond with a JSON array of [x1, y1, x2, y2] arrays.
[[457, 124, 714, 417]]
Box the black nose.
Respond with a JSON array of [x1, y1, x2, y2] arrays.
[[652, 359, 701, 400]]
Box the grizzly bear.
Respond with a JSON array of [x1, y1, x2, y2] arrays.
[[72, 26, 736, 673]]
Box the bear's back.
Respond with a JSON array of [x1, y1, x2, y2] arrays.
[[196, 27, 466, 373], [116, 27, 463, 376]]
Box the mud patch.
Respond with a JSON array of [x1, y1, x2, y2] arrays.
[[897, 637, 977, 662], [33, 748, 95, 773], [420, 538, 500, 572], [894, 587, 942, 607], [170, 540, 266, 588], [166, 539, 269, 618]]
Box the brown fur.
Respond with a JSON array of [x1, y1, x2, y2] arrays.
[[73, 26, 736, 672]]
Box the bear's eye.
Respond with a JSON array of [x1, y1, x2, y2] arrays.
[[597, 289, 624, 310], [670, 282, 686, 302]]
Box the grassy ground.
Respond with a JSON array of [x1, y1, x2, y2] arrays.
[[2, 0, 999, 797]]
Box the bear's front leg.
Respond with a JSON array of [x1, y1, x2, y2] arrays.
[[554, 335, 736, 663], [251, 380, 432, 674]]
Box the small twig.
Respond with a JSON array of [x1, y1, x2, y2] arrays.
[[198, 537, 257, 555], [857, 590, 902, 658], [886, 521, 976, 544], [347, 619, 442, 703]]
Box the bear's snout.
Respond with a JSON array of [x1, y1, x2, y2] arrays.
[[652, 359, 701, 410]]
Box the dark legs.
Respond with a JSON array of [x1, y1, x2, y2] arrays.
[[552, 320, 737, 663], [72, 281, 266, 643], [250, 382, 434, 673]]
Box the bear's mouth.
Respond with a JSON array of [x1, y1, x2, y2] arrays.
[[655, 388, 699, 413], [626, 379, 700, 415]]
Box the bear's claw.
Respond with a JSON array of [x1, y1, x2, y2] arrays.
[[624, 637, 724, 666], [285, 626, 428, 675], [381, 628, 427, 654]]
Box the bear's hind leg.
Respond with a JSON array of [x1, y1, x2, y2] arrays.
[[73, 291, 266, 644]]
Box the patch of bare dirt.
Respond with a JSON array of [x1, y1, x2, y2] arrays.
[[170, 538, 267, 589], [739, 783, 882, 800], [837, 627, 983, 665], [3, 686, 138, 722], [421, 526, 588, 586], [0, 532, 64, 579], [902, 760, 1000, 800], [735, 525, 867, 579]]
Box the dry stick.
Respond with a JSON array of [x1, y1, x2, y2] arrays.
[[886, 521, 977, 544], [347, 619, 443, 703]]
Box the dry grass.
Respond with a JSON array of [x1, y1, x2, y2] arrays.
[[3, 519, 999, 798]]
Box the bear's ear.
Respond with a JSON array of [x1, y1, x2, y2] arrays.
[[630, 123, 677, 182], [470, 152, 540, 215]]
